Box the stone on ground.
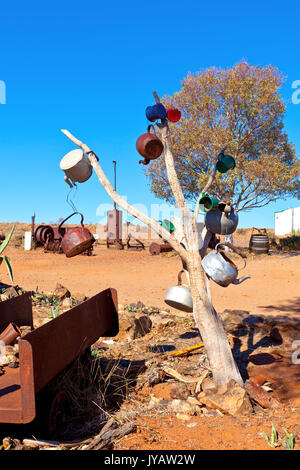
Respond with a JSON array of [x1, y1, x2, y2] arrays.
[[197, 379, 253, 416], [53, 283, 70, 302]]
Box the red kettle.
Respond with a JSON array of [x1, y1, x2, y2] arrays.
[[136, 125, 164, 165], [58, 212, 95, 258]]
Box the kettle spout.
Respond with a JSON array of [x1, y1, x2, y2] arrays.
[[64, 176, 74, 188], [233, 275, 251, 285]]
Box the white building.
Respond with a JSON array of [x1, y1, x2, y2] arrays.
[[274, 206, 300, 236]]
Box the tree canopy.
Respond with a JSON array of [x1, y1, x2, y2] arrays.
[[145, 62, 300, 212]]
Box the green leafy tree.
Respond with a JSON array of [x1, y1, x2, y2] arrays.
[[145, 62, 300, 211]]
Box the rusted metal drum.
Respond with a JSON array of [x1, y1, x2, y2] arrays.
[[149, 242, 173, 255], [249, 228, 269, 254], [59, 212, 95, 258], [34, 225, 55, 245]]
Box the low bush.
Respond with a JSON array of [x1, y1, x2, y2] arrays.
[[279, 235, 300, 251]]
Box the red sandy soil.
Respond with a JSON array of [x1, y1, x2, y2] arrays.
[[2, 244, 299, 323], [1, 227, 300, 451], [114, 414, 300, 450]]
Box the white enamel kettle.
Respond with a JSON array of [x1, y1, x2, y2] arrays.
[[60, 149, 93, 188]]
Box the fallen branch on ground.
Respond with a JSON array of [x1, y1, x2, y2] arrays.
[[85, 418, 136, 450]]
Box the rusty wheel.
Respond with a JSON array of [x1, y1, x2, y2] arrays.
[[48, 391, 71, 436]]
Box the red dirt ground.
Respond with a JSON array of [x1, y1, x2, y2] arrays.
[[2, 244, 299, 324], [1, 228, 300, 451]]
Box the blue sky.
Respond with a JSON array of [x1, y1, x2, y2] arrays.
[[0, 0, 299, 228]]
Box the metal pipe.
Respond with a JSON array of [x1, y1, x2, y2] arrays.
[[113, 160, 117, 210]]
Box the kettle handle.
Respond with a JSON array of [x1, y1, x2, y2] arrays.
[[215, 242, 247, 270], [147, 124, 156, 135], [177, 269, 187, 286], [58, 212, 84, 237], [219, 242, 247, 259]]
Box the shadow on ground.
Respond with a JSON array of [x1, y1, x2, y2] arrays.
[[258, 297, 300, 319]]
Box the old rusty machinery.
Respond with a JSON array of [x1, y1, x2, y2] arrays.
[[34, 225, 55, 246], [34, 224, 64, 254], [149, 241, 173, 255], [33, 223, 94, 256], [126, 233, 145, 251]]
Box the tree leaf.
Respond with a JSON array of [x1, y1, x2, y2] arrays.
[[0, 225, 15, 255], [4, 256, 13, 283]]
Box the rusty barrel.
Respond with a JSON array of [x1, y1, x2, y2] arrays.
[[149, 242, 173, 255], [249, 229, 269, 254]]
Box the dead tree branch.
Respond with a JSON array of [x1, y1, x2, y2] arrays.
[[61, 129, 187, 262]]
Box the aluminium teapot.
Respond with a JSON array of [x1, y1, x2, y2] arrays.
[[204, 203, 238, 235], [201, 242, 251, 287], [164, 270, 193, 313]]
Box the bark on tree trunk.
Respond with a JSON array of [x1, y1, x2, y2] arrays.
[[224, 234, 234, 252], [61, 101, 244, 387], [185, 252, 243, 386]]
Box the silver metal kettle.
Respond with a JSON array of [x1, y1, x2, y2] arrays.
[[204, 203, 239, 235], [164, 270, 193, 312], [201, 242, 251, 287]]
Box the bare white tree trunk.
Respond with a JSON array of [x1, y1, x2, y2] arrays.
[[224, 234, 234, 252], [186, 256, 242, 385], [61, 93, 243, 387]]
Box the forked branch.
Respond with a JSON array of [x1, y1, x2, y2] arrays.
[[61, 129, 187, 261]]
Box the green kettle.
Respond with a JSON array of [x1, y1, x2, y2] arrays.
[[216, 149, 236, 174]]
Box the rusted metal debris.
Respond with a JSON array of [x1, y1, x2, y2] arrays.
[[33, 222, 94, 256], [59, 212, 95, 258], [0, 288, 119, 425], [0, 292, 34, 331], [149, 242, 173, 255], [0, 322, 21, 345], [126, 233, 145, 251], [34, 225, 55, 245]]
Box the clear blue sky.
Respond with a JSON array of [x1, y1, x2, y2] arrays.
[[0, 0, 299, 228]]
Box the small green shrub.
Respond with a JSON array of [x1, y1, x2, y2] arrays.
[[261, 425, 295, 450], [280, 428, 295, 450], [49, 306, 60, 319], [261, 424, 280, 448], [236, 228, 248, 235], [279, 236, 300, 251]]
